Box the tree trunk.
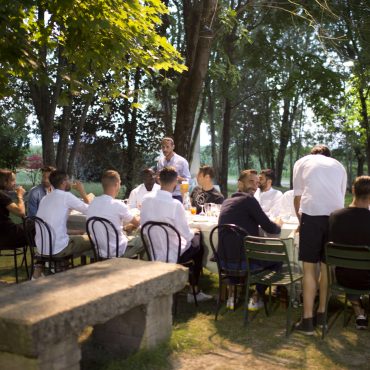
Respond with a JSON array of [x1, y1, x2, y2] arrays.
[[220, 98, 232, 197], [207, 80, 219, 182], [56, 99, 72, 171], [125, 68, 142, 198], [358, 87, 370, 174], [173, 0, 217, 160]]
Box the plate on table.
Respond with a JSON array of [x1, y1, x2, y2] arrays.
[[192, 215, 209, 223]]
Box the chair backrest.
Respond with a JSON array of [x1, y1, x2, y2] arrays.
[[325, 242, 370, 271], [140, 221, 181, 263], [245, 235, 291, 278], [209, 224, 249, 277], [86, 216, 120, 259], [24, 216, 54, 257]]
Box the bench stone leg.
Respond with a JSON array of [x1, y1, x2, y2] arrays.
[[0, 335, 80, 370], [93, 294, 173, 356]]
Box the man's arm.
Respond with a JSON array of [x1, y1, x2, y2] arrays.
[[72, 181, 91, 204], [294, 195, 301, 222], [249, 197, 281, 235]]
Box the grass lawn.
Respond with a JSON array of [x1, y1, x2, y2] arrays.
[[1, 258, 370, 370]]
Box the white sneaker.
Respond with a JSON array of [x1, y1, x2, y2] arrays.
[[187, 291, 213, 303], [248, 297, 264, 311], [226, 297, 235, 310]]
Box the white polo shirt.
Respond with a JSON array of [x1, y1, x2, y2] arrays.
[[36, 190, 88, 255], [293, 154, 347, 216], [128, 183, 160, 209], [140, 189, 194, 262], [254, 187, 283, 215], [87, 195, 134, 258]]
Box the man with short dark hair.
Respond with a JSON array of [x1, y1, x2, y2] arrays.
[[141, 166, 212, 303], [293, 144, 347, 334], [157, 137, 191, 202], [218, 169, 282, 309], [254, 169, 282, 216], [27, 166, 55, 217], [329, 176, 370, 330], [190, 165, 224, 214], [128, 168, 160, 209], [87, 170, 141, 258], [35, 170, 92, 258]]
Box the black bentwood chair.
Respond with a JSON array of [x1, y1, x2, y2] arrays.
[[140, 221, 198, 309], [86, 216, 120, 260], [24, 216, 74, 276], [209, 224, 249, 319]]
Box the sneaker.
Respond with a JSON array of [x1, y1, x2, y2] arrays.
[[314, 312, 327, 328], [248, 297, 264, 311], [227, 297, 235, 310], [31, 272, 45, 281], [355, 314, 368, 330], [295, 318, 315, 335], [187, 291, 213, 303]]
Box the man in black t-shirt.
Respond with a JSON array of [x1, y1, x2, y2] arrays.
[[190, 165, 224, 214], [329, 176, 370, 329]]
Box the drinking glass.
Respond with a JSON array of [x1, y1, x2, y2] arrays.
[[199, 204, 205, 216]]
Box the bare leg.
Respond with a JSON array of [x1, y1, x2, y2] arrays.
[[303, 262, 318, 318], [351, 300, 365, 316], [317, 262, 328, 313]]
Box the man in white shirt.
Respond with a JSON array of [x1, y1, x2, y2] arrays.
[[293, 145, 347, 334], [128, 168, 160, 209], [157, 137, 191, 202], [254, 169, 282, 217], [35, 170, 92, 262], [87, 170, 140, 258], [141, 166, 212, 303]]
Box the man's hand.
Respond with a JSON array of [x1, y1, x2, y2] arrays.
[[16, 186, 26, 199]]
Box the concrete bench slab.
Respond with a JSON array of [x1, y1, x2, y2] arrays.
[[0, 259, 188, 370]]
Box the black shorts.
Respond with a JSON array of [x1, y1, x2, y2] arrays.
[[299, 213, 329, 263]]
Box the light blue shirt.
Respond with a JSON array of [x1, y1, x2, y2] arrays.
[[157, 153, 191, 196], [27, 185, 47, 217]]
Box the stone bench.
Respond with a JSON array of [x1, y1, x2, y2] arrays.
[[0, 259, 188, 370]]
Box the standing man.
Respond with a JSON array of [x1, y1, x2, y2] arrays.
[[191, 165, 224, 214], [254, 169, 282, 217], [293, 145, 347, 334], [128, 168, 160, 209], [27, 166, 55, 217], [157, 137, 191, 202]]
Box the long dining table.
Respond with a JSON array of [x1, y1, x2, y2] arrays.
[[67, 210, 300, 275]]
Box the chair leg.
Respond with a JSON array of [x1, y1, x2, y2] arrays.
[[23, 246, 29, 279], [233, 284, 237, 311], [343, 294, 348, 327], [13, 249, 19, 284], [191, 283, 198, 306], [244, 280, 251, 326], [215, 279, 223, 321], [286, 285, 293, 337], [322, 288, 331, 339]]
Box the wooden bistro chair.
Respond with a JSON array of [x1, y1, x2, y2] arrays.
[[0, 240, 29, 283], [209, 224, 249, 320], [24, 216, 74, 276], [322, 242, 370, 339], [86, 216, 119, 260], [244, 235, 303, 337], [140, 221, 198, 309]]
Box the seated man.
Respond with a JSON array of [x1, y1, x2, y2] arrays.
[[269, 190, 297, 221], [0, 169, 27, 249], [87, 170, 141, 258], [128, 168, 160, 209], [328, 176, 370, 329], [218, 169, 282, 310], [140, 166, 212, 303], [27, 166, 55, 217], [190, 165, 224, 214], [35, 170, 92, 265], [254, 169, 282, 217]]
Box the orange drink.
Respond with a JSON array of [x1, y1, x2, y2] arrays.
[[190, 207, 197, 215], [180, 181, 189, 193]]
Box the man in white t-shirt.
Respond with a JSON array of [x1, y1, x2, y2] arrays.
[[87, 170, 140, 258], [35, 170, 92, 274], [128, 168, 160, 209], [141, 166, 212, 303], [293, 145, 347, 335], [254, 169, 282, 217]]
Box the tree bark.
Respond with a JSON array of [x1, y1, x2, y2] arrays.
[[173, 0, 217, 160], [56, 97, 72, 171], [220, 98, 232, 197]]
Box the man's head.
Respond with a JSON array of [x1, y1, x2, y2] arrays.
[[161, 137, 175, 160], [101, 170, 121, 197], [41, 166, 55, 189], [311, 145, 331, 157], [259, 169, 275, 192], [197, 165, 215, 188], [142, 168, 155, 191], [237, 169, 259, 195], [159, 166, 178, 192], [353, 176, 370, 203], [0, 169, 15, 191], [49, 170, 70, 190]]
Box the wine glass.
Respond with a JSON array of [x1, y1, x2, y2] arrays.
[[199, 204, 205, 216]]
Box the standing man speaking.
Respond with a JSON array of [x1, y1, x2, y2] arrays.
[[157, 137, 191, 202], [293, 145, 347, 334]]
